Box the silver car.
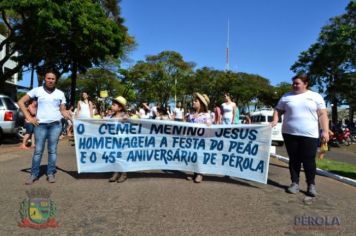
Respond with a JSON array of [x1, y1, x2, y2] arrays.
[[0, 94, 19, 140]]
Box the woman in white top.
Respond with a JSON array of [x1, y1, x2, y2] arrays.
[[271, 74, 329, 197], [76, 92, 93, 118], [18, 69, 72, 185], [139, 102, 150, 119], [173, 101, 184, 121], [221, 93, 237, 125]]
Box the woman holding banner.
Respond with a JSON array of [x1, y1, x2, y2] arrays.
[[108, 96, 130, 183], [187, 92, 212, 183], [271, 74, 329, 197]]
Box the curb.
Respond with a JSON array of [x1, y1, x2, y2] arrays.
[[271, 153, 356, 187]]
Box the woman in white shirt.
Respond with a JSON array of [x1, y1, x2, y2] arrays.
[[221, 93, 237, 125], [173, 101, 184, 121], [18, 69, 72, 185], [271, 74, 329, 197], [76, 92, 93, 118]]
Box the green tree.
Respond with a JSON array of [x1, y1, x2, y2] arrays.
[[125, 51, 195, 106], [0, 0, 132, 107], [58, 68, 135, 111], [192, 68, 272, 111], [291, 2, 355, 123]]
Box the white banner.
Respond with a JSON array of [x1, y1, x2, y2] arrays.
[[73, 119, 272, 184]]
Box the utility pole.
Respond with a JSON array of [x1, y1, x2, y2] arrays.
[[225, 18, 230, 71]]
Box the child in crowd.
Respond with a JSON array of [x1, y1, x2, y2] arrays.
[[317, 130, 334, 160], [187, 93, 212, 183], [108, 96, 129, 183], [19, 99, 37, 149]]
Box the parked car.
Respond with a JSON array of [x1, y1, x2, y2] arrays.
[[250, 108, 284, 146], [0, 94, 20, 140]]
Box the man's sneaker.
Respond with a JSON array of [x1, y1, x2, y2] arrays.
[[307, 184, 317, 197], [47, 175, 56, 183], [25, 175, 38, 185], [287, 183, 299, 194]]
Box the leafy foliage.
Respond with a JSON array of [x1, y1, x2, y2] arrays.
[[0, 0, 132, 106], [291, 2, 355, 122], [125, 51, 195, 106]]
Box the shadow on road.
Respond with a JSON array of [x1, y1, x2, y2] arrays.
[[270, 162, 289, 170], [20, 165, 51, 179], [53, 166, 260, 187], [0, 136, 21, 145], [267, 179, 288, 191]]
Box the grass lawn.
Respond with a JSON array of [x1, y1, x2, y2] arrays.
[[317, 158, 356, 180]]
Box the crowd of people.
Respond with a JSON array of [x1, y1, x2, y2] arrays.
[[19, 70, 335, 198]]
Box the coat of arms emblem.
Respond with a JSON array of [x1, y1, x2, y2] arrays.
[[19, 188, 59, 228]]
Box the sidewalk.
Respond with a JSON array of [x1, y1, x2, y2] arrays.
[[0, 139, 355, 235]]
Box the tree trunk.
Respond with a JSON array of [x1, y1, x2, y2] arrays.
[[331, 97, 338, 125], [70, 63, 78, 108], [0, 76, 5, 93], [30, 65, 34, 89], [37, 70, 43, 86]]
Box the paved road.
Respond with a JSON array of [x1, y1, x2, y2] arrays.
[[276, 145, 356, 166], [0, 138, 355, 235]]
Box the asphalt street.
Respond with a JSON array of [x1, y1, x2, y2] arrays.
[[276, 145, 356, 166], [0, 138, 355, 235]]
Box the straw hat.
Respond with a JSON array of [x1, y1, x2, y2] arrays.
[[112, 96, 127, 107], [194, 92, 210, 108]]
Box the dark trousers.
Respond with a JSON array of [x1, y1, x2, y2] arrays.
[[282, 133, 319, 185]]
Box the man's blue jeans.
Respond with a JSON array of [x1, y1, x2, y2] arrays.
[[31, 121, 62, 177]]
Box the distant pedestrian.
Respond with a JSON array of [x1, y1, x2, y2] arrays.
[[234, 103, 240, 124], [221, 93, 237, 125], [18, 69, 72, 185], [213, 102, 222, 124], [139, 102, 150, 119], [76, 92, 93, 118], [173, 101, 184, 121], [244, 113, 252, 124], [66, 106, 75, 137]]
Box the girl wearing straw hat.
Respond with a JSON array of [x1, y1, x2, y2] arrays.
[[187, 92, 212, 183], [108, 96, 130, 183]]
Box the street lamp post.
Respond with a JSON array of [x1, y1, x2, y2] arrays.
[[174, 77, 177, 105]]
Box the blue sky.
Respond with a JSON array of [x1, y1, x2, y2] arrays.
[[20, 0, 351, 87], [120, 0, 350, 86]]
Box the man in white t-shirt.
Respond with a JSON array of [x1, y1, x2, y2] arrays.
[[18, 69, 72, 185]]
